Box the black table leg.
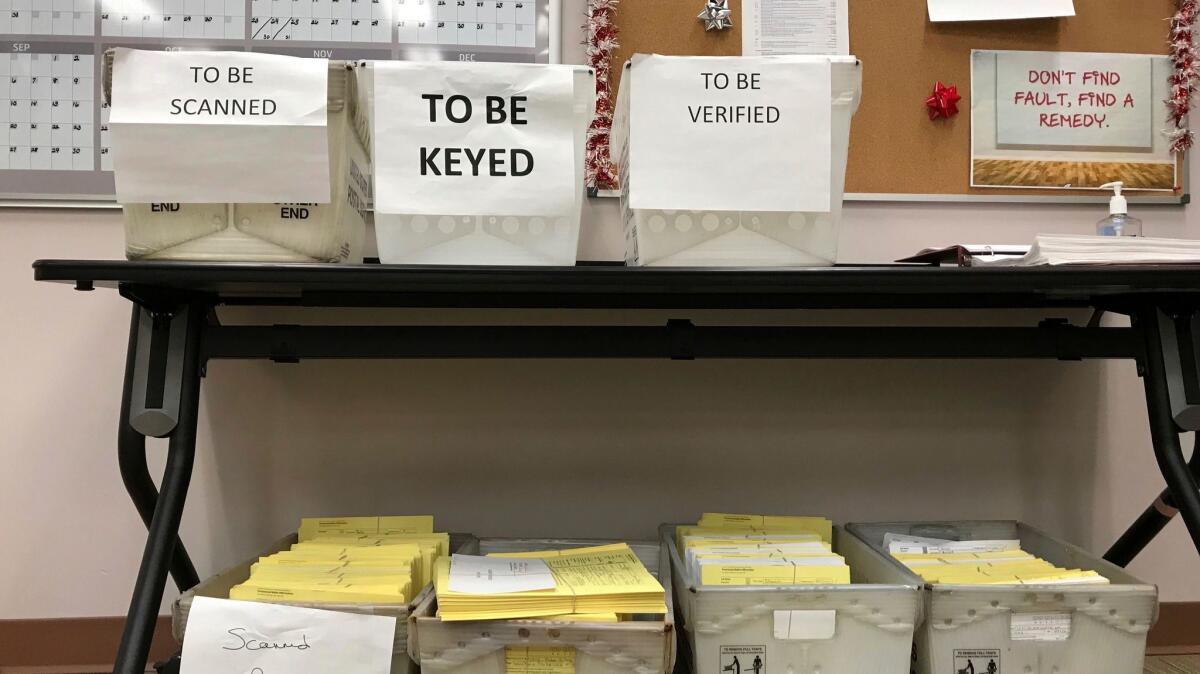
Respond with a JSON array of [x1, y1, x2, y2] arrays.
[[1128, 306, 1200, 560], [118, 304, 200, 592], [112, 302, 207, 674], [1104, 435, 1200, 566]]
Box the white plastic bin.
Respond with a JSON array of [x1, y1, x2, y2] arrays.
[[173, 533, 477, 674], [613, 56, 862, 267], [409, 538, 676, 674], [365, 63, 594, 266], [664, 525, 920, 674], [106, 56, 369, 262], [846, 521, 1158, 674]]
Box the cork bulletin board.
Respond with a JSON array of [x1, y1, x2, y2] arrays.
[[610, 0, 1188, 202]]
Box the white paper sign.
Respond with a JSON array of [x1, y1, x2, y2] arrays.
[[179, 597, 395, 674], [928, 0, 1074, 22], [628, 55, 832, 213], [110, 49, 330, 203], [994, 51, 1154, 149], [447, 554, 557, 594], [372, 62, 577, 217]]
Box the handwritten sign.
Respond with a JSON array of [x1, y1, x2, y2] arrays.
[[994, 51, 1154, 149], [626, 55, 832, 213], [371, 62, 580, 217], [179, 597, 395, 674], [110, 49, 330, 203]]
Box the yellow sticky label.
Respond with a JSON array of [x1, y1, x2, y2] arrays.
[[506, 647, 576, 674]]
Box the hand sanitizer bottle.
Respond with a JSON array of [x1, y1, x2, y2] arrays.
[[1097, 181, 1143, 237]]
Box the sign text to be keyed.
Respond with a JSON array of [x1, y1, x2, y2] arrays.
[[419, 93, 534, 177]]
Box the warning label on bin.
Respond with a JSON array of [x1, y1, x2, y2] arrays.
[[720, 645, 765, 674], [954, 649, 1000, 674]]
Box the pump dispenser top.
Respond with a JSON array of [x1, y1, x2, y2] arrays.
[[1101, 181, 1127, 215], [1097, 181, 1142, 237]]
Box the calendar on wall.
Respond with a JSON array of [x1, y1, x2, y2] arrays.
[[1, 0, 557, 201]]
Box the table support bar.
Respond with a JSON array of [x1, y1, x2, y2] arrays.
[[204, 324, 1140, 361], [112, 302, 207, 674]]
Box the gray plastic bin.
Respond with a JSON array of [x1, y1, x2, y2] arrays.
[[664, 524, 921, 674], [846, 521, 1158, 674], [409, 538, 676, 674]]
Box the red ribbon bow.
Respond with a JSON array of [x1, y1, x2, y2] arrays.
[[925, 81, 962, 120]]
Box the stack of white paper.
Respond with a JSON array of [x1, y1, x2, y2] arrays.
[[974, 234, 1200, 266]]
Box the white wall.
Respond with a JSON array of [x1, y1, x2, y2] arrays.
[[2, 1, 1199, 619]]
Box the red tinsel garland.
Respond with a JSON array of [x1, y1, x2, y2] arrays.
[[584, 0, 619, 190], [1168, 0, 1198, 154]]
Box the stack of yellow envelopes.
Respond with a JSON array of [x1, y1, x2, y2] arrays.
[[893, 548, 1109, 586], [229, 515, 450, 604], [677, 513, 851, 586], [435, 543, 667, 621]]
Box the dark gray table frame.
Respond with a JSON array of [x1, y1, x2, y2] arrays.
[[31, 260, 1200, 674]]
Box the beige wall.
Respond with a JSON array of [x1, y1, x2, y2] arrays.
[[2, 1, 1199, 619]]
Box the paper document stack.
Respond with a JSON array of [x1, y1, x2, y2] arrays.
[[229, 515, 450, 604], [435, 543, 667, 621], [886, 533, 1108, 585], [677, 513, 850, 586], [973, 234, 1200, 266]]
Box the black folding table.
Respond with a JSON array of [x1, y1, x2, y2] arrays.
[[31, 260, 1200, 674]]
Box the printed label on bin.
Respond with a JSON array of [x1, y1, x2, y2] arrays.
[[954, 649, 1000, 674], [372, 62, 578, 217], [179, 596, 394, 674], [1010, 612, 1072, 641], [506, 646, 576, 674], [110, 49, 331, 204], [628, 55, 832, 213], [721, 645, 765, 674]]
